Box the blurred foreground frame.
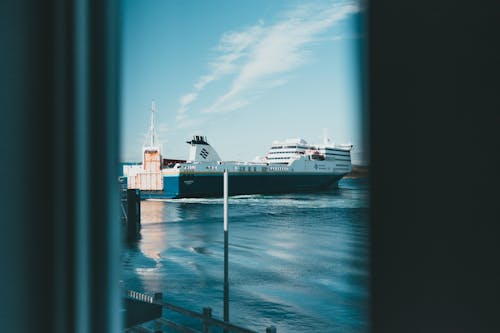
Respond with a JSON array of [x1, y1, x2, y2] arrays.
[[1, 0, 500, 333], [0, 0, 121, 332]]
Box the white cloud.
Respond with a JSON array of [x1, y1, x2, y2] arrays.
[[178, 1, 360, 117], [204, 1, 359, 114], [194, 75, 215, 90], [176, 22, 265, 116], [180, 92, 197, 106], [311, 33, 362, 43]]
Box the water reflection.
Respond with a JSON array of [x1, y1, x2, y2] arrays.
[[122, 179, 369, 332]]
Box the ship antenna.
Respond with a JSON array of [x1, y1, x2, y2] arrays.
[[149, 100, 157, 147]]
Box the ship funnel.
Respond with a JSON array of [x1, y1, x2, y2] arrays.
[[186, 136, 221, 162]]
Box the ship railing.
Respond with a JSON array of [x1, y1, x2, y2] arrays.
[[127, 290, 156, 304], [125, 290, 277, 333]]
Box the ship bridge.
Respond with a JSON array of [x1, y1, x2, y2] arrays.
[[265, 137, 352, 165], [265, 138, 310, 164]]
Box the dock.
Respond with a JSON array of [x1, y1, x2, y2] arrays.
[[120, 177, 141, 241], [124, 289, 277, 333]]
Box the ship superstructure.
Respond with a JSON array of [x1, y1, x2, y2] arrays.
[[265, 138, 352, 174]]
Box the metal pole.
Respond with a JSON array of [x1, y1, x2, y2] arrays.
[[223, 169, 229, 328], [202, 307, 212, 333]]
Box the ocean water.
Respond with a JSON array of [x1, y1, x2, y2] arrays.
[[122, 178, 370, 332]]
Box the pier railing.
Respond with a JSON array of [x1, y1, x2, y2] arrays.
[[125, 290, 277, 333]]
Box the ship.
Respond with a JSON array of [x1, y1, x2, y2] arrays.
[[122, 102, 353, 199]]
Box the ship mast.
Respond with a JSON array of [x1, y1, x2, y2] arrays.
[[148, 100, 158, 148]]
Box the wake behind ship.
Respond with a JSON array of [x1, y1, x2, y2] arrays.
[[122, 102, 353, 199]]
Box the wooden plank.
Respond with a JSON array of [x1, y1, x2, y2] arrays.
[[162, 302, 258, 333], [156, 318, 200, 333]]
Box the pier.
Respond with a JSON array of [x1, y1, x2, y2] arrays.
[[124, 289, 277, 333]]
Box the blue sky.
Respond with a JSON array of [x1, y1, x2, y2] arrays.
[[121, 0, 367, 164]]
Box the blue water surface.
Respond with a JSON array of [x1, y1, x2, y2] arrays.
[[122, 178, 370, 332]]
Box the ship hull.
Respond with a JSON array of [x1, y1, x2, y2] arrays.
[[139, 173, 344, 199]]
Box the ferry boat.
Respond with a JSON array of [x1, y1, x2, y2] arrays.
[[122, 103, 353, 199]]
